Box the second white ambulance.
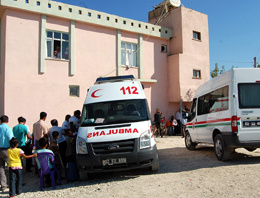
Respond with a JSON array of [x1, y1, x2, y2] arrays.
[[76, 75, 159, 179], [185, 68, 260, 161]]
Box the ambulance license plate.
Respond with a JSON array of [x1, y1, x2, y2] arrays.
[[102, 158, 127, 166]]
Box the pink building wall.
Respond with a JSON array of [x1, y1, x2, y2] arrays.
[[142, 36, 170, 117], [0, 2, 210, 129], [0, 9, 172, 128], [4, 10, 42, 127], [151, 7, 210, 105]]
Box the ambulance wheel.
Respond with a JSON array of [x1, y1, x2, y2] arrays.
[[185, 132, 197, 150], [79, 171, 89, 181], [214, 134, 231, 161], [244, 147, 257, 152], [151, 158, 159, 172]]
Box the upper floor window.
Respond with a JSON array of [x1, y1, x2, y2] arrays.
[[193, 69, 201, 78], [161, 44, 167, 53], [193, 31, 201, 41], [121, 42, 137, 67], [46, 30, 69, 60]]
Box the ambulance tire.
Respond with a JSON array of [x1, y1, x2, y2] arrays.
[[185, 132, 197, 150], [79, 170, 89, 181], [214, 134, 231, 161], [151, 158, 159, 172], [244, 147, 257, 152]]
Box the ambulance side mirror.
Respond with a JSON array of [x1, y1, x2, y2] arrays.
[[142, 84, 145, 89]]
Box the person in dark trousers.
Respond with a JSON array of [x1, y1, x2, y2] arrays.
[[48, 119, 67, 169], [69, 110, 81, 136], [175, 109, 182, 135], [7, 137, 36, 197], [154, 108, 163, 138], [0, 115, 13, 193], [49, 131, 64, 177]]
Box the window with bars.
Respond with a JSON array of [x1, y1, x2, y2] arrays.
[[121, 42, 138, 67], [46, 30, 69, 60]]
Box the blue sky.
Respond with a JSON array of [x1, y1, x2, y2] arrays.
[[56, 0, 259, 72]]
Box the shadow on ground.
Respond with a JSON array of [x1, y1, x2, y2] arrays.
[[4, 137, 260, 196], [158, 145, 260, 174]]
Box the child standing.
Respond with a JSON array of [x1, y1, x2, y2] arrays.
[[7, 137, 37, 197], [49, 131, 64, 177]]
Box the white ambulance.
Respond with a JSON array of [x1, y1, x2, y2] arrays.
[[76, 75, 159, 179], [185, 68, 260, 161]]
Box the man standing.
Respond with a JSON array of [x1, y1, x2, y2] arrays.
[[32, 112, 49, 150], [13, 117, 32, 172], [181, 109, 189, 138], [154, 108, 163, 138], [69, 110, 81, 135], [0, 115, 13, 192], [175, 109, 182, 135], [62, 114, 71, 131], [48, 119, 67, 168]]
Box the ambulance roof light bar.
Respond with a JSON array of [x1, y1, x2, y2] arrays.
[[95, 75, 135, 84]]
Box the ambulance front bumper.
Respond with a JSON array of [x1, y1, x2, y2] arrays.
[[76, 144, 158, 173]]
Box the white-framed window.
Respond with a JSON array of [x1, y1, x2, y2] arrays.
[[69, 85, 80, 97], [193, 69, 201, 78], [46, 30, 69, 60], [193, 31, 201, 41], [121, 42, 137, 67]]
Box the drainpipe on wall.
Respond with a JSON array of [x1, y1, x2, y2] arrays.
[[39, 15, 46, 74], [116, 30, 121, 76]]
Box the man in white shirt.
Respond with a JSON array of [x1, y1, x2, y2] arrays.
[[62, 114, 71, 131]]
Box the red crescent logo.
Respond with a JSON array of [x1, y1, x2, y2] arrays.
[[91, 89, 102, 98]]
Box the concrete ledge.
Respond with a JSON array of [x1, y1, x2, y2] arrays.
[[1, 0, 173, 39]]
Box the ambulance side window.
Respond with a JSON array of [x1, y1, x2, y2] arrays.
[[189, 98, 197, 122]]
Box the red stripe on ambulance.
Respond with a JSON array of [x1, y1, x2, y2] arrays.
[[186, 117, 241, 127]]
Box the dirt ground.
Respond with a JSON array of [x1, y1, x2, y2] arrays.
[[2, 136, 260, 198]]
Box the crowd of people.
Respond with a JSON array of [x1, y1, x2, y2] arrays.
[[154, 108, 189, 138], [0, 110, 81, 197], [0, 107, 189, 196]]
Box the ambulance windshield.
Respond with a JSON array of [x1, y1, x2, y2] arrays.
[[81, 99, 149, 126]]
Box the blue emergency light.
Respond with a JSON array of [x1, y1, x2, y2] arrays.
[[96, 75, 135, 83]]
